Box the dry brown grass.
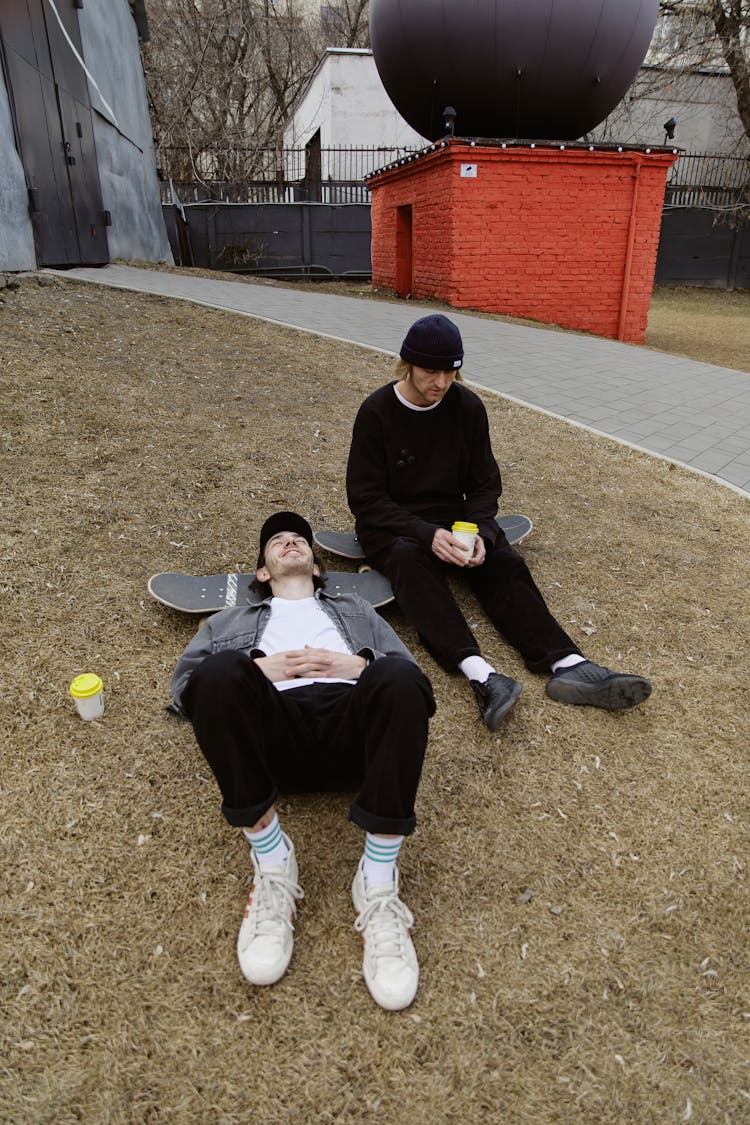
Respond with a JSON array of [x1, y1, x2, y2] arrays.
[[1, 275, 749, 1124], [646, 285, 750, 374]]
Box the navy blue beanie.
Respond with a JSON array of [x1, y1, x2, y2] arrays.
[[400, 314, 463, 370]]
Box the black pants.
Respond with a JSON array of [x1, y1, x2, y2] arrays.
[[370, 533, 580, 674], [182, 652, 435, 836]]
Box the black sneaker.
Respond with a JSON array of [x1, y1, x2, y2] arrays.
[[546, 661, 652, 710], [471, 673, 523, 731]]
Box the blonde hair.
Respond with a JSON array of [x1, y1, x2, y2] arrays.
[[395, 357, 463, 382]]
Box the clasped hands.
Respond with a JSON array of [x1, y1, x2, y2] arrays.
[[431, 527, 486, 567], [255, 646, 367, 683]]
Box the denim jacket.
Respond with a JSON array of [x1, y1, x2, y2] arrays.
[[170, 588, 416, 710]]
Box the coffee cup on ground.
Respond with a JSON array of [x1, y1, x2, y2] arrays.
[[69, 673, 105, 720], [451, 520, 478, 557]]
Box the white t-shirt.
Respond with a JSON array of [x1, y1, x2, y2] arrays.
[[393, 384, 442, 412], [261, 596, 356, 692]]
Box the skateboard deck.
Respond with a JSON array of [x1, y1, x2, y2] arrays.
[[148, 567, 394, 613], [313, 513, 534, 561]]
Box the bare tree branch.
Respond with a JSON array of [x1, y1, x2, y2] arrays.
[[143, 0, 325, 178], [657, 1, 750, 143]]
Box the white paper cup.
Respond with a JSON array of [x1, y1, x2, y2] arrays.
[[451, 521, 478, 557], [69, 673, 105, 720]]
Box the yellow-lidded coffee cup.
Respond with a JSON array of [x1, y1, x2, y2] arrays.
[[451, 521, 478, 555], [69, 673, 105, 720]]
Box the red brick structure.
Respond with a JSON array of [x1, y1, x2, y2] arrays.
[[366, 140, 679, 344]]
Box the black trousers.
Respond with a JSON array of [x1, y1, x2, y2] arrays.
[[182, 652, 435, 836], [370, 533, 580, 674]]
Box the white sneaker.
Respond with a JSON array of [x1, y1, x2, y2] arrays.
[[352, 859, 419, 1011], [237, 834, 303, 986]]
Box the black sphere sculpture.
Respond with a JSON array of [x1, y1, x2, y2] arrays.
[[369, 0, 660, 142]]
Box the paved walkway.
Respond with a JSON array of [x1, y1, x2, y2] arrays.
[[52, 264, 750, 496]]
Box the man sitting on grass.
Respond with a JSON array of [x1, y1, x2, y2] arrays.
[[170, 511, 435, 1011], [347, 313, 652, 731]]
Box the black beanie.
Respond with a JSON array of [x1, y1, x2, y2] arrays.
[[400, 314, 463, 370]]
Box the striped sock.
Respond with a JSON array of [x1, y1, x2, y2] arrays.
[[362, 833, 404, 889], [243, 813, 289, 868]]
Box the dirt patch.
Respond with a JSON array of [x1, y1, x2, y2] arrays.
[[2, 274, 748, 1123]]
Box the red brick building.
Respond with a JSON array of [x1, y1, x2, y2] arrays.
[[366, 139, 679, 344]]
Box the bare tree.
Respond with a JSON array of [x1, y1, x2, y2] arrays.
[[658, 1, 750, 144], [330, 0, 370, 48], [707, 0, 750, 138], [142, 0, 325, 180]]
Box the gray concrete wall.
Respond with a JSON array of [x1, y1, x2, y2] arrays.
[[0, 78, 36, 271], [78, 0, 172, 263]]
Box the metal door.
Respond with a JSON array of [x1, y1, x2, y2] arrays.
[[0, 0, 108, 265]]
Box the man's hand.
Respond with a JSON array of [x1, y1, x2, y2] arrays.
[[255, 646, 367, 682], [465, 534, 486, 568], [431, 527, 485, 568]]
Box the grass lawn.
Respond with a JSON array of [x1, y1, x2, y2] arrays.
[[1, 273, 748, 1122], [646, 285, 750, 374]]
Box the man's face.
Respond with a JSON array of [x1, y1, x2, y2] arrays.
[[258, 531, 316, 581], [403, 365, 457, 407]]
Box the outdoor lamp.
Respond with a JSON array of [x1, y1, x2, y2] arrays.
[[443, 106, 457, 136]]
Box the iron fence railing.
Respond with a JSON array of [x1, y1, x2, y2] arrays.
[[157, 144, 420, 201], [665, 151, 750, 209], [161, 180, 376, 205], [158, 145, 750, 210]]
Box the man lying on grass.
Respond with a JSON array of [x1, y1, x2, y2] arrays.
[[170, 511, 435, 1011]]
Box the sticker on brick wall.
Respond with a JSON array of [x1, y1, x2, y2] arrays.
[[460, 164, 478, 178]]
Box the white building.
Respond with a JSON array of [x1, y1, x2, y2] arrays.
[[282, 47, 426, 178]]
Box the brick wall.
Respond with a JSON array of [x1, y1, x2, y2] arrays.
[[368, 141, 679, 344]]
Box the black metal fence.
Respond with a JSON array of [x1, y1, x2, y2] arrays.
[[656, 207, 749, 287], [158, 145, 749, 205], [162, 199, 372, 277], [664, 151, 750, 210], [158, 145, 420, 205], [162, 180, 373, 204], [160, 147, 750, 284]]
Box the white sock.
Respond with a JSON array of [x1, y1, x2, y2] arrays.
[[362, 833, 404, 888], [243, 813, 289, 868], [551, 654, 587, 674], [459, 655, 496, 682]]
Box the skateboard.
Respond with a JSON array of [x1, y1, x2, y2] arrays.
[[313, 513, 534, 561], [148, 567, 394, 613]]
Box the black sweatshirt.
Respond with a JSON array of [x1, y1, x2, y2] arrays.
[[346, 381, 503, 557]]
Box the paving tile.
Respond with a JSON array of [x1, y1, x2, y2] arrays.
[[720, 463, 750, 489], [688, 450, 736, 472], [717, 436, 750, 455]]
